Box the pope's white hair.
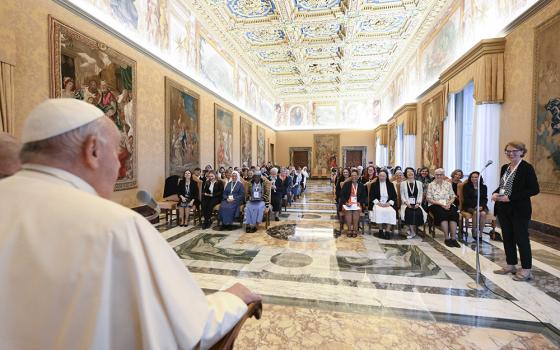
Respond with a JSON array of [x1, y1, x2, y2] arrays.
[[20, 117, 108, 163]]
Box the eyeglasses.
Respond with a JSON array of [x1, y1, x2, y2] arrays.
[[504, 149, 521, 154], [435, 173, 444, 176]]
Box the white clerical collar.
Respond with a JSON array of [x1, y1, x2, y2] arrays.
[[21, 163, 98, 195]]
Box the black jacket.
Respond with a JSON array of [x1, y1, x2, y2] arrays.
[[202, 180, 224, 202], [462, 182, 488, 210], [368, 180, 398, 211], [339, 181, 367, 208], [269, 176, 287, 197], [493, 160, 539, 219], [177, 179, 199, 205]]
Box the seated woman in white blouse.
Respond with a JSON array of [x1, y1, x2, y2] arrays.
[[427, 168, 460, 248], [368, 170, 398, 239]]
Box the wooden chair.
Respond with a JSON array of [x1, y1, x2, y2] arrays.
[[209, 301, 263, 350], [457, 181, 497, 241], [157, 175, 181, 225]]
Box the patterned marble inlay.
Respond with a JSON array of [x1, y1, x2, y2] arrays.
[[174, 233, 258, 263], [334, 244, 449, 279], [226, 0, 276, 19], [234, 304, 559, 350], [160, 180, 560, 346], [271, 252, 314, 267]]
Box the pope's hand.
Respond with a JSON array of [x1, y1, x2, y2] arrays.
[[225, 283, 262, 304]]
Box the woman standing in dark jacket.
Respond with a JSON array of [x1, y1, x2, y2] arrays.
[[177, 170, 199, 227], [462, 171, 488, 240], [335, 168, 350, 206], [340, 169, 368, 237], [492, 141, 539, 281]]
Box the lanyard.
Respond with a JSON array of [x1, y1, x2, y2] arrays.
[[502, 160, 522, 185], [230, 181, 237, 195], [351, 183, 357, 196], [407, 180, 416, 195]]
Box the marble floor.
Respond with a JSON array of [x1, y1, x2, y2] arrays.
[[159, 180, 560, 349]]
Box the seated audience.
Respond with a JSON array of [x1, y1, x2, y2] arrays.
[[244, 171, 269, 232], [462, 171, 489, 240], [218, 170, 244, 230], [177, 169, 199, 227], [201, 170, 223, 229], [391, 169, 404, 184], [368, 170, 398, 239], [400, 167, 427, 239], [427, 168, 460, 247], [340, 169, 368, 237]]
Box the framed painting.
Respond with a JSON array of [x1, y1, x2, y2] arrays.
[[421, 92, 444, 173], [240, 117, 252, 167], [49, 16, 137, 191], [214, 104, 233, 169], [165, 77, 200, 177], [532, 13, 560, 194], [314, 134, 339, 174], [257, 126, 266, 166]]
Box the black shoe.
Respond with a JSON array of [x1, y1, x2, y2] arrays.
[[275, 217, 280, 221], [452, 239, 461, 248], [251, 227, 257, 233], [384, 231, 391, 240], [220, 225, 227, 231], [444, 239, 452, 247], [245, 226, 251, 233]]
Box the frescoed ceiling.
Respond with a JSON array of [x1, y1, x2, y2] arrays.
[[185, 0, 452, 100]]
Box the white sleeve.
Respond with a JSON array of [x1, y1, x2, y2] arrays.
[[199, 292, 248, 350]]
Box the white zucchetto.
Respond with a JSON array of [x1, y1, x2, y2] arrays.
[[22, 98, 104, 143]]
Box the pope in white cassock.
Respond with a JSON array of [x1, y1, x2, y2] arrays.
[[0, 99, 260, 349]]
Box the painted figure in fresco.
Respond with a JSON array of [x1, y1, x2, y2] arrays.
[[544, 98, 560, 168], [111, 0, 138, 29], [61, 77, 78, 99], [98, 81, 121, 130], [80, 80, 102, 106], [290, 106, 303, 126], [329, 154, 337, 169]]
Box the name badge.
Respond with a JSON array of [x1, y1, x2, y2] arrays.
[[499, 188, 505, 195], [408, 198, 416, 205], [228, 195, 234, 201], [253, 191, 261, 199], [351, 196, 357, 203]]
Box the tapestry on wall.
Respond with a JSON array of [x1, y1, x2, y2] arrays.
[[533, 13, 560, 194], [240, 117, 252, 167], [165, 77, 199, 177], [215, 104, 233, 169], [313, 134, 339, 174], [257, 126, 266, 166], [49, 16, 137, 191], [421, 92, 443, 172]]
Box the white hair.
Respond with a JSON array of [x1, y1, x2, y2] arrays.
[[20, 118, 108, 163], [270, 167, 278, 175]]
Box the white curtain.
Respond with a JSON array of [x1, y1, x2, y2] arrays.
[[375, 136, 388, 167], [443, 92, 456, 175], [403, 135, 416, 168], [471, 103, 501, 212], [375, 136, 381, 166], [395, 124, 404, 167]]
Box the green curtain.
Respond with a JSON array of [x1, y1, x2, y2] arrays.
[[120, 66, 133, 90]]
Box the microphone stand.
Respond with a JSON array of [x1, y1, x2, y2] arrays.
[[467, 161, 492, 290]]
